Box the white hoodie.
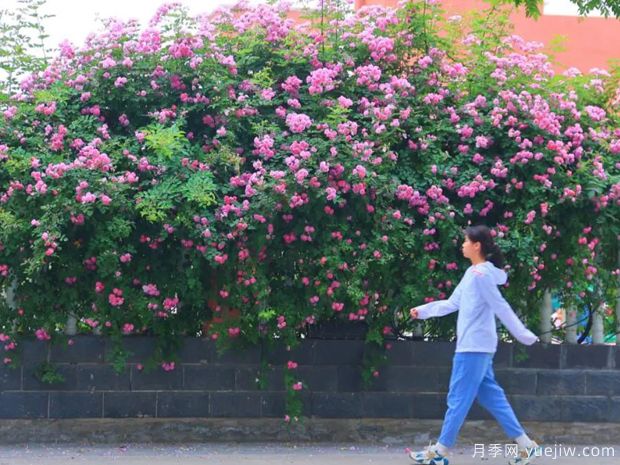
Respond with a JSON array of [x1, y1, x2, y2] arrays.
[[415, 261, 539, 353]]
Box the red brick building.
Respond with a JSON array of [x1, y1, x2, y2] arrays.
[[354, 0, 620, 72]]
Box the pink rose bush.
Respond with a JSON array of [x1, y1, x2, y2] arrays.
[[0, 1, 618, 378]]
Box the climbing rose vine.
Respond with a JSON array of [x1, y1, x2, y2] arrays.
[[0, 1, 619, 411]]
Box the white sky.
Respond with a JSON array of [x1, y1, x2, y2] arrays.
[[1, 0, 606, 53], [543, 0, 604, 17], [2, 0, 282, 51]]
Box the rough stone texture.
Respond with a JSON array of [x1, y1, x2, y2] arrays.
[[49, 392, 103, 418], [50, 338, 105, 364], [565, 345, 612, 369], [586, 371, 620, 396], [512, 344, 562, 369], [536, 371, 586, 395], [1, 337, 617, 423]]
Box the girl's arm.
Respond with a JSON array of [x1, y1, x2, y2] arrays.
[[475, 273, 539, 345], [414, 284, 461, 319]]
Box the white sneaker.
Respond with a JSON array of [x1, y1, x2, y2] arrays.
[[408, 441, 449, 465], [508, 441, 542, 465]]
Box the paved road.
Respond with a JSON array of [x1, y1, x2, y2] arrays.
[[0, 443, 617, 464]]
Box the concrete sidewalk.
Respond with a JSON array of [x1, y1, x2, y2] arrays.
[[0, 443, 617, 465]]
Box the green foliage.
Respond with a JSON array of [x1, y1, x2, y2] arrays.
[[0, 208, 20, 239], [513, 345, 530, 363], [498, 0, 620, 18], [136, 179, 183, 223], [283, 369, 304, 421], [32, 82, 72, 105], [181, 171, 218, 207], [35, 361, 65, 384], [143, 123, 187, 160], [0, 0, 53, 95], [0, 0, 618, 421]]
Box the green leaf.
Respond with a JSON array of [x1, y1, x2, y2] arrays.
[[143, 122, 187, 160], [181, 170, 218, 207], [136, 178, 183, 223], [258, 308, 277, 322], [32, 81, 71, 105]]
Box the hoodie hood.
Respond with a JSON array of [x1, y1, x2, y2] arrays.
[[477, 261, 507, 285]]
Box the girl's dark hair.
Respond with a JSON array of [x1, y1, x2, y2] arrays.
[[464, 225, 505, 268]]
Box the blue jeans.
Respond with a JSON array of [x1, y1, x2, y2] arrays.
[[438, 352, 525, 448]]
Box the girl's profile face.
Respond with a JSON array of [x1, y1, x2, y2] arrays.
[[461, 235, 481, 260]]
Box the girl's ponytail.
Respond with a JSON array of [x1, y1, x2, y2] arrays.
[[464, 225, 505, 268], [484, 242, 505, 268]]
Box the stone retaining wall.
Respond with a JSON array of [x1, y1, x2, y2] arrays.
[[1, 337, 618, 422]]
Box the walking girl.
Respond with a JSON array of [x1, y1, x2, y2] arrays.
[[408, 225, 541, 465]]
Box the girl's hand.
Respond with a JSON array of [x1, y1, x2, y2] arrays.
[[409, 308, 419, 319]]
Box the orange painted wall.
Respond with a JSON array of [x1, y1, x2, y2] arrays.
[[354, 0, 620, 72]]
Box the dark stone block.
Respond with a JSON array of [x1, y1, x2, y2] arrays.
[[301, 392, 312, 414], [296, 366, 338, 392], [50, 336, 105, 363], [306, 320, 368, 340], [210, 346, 261, 365], [509, 395, 563, 421], [362, 393, 412, 418], [260, 366, 321, 395], [537, 371, 585, 395], [412, 393, 446, 419], [235, 367, 262, 391], [77, 365, 131, 391], [263, 341, 314, 365], [0, 365, 21, 390], [108, 337, 156, 364], [23, 364, 77, 391], [437, 367, 452, 392], [20, 340, 48, 365], [381, 366, 440, 393], [177, 338, 213, 363], [585, 371, 620, 396], [183, 365, 235, 391], [411, 342, 454, 366], [260, 392, 286, 417], [337, 366, 364, 392], [312, 341, 365, 365], [157, 392, 210, 417], [312, 393, 363, 418], [495, 369, 537, 395], [131, 366, 183, 390], [609, 396, 620, 420], [9, 335, 619, 423], [0, 392, 48, 419], [561, 396, 610, 422], [264, 366, 286, 391], [512, 344, 561, 369], [259, 392, 312, 418], [565, 345, 611, 369], [494, 343, 513, 368], [383, 341, 415, 365], [49, 392, 102, 418], [103, 392, 156, 418], [211, 392, 261, 417], [364, 369, 388, 392]]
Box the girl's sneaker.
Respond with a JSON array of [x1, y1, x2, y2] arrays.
[[508, 441, 542, 465], [408, 442, 449, 465]]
